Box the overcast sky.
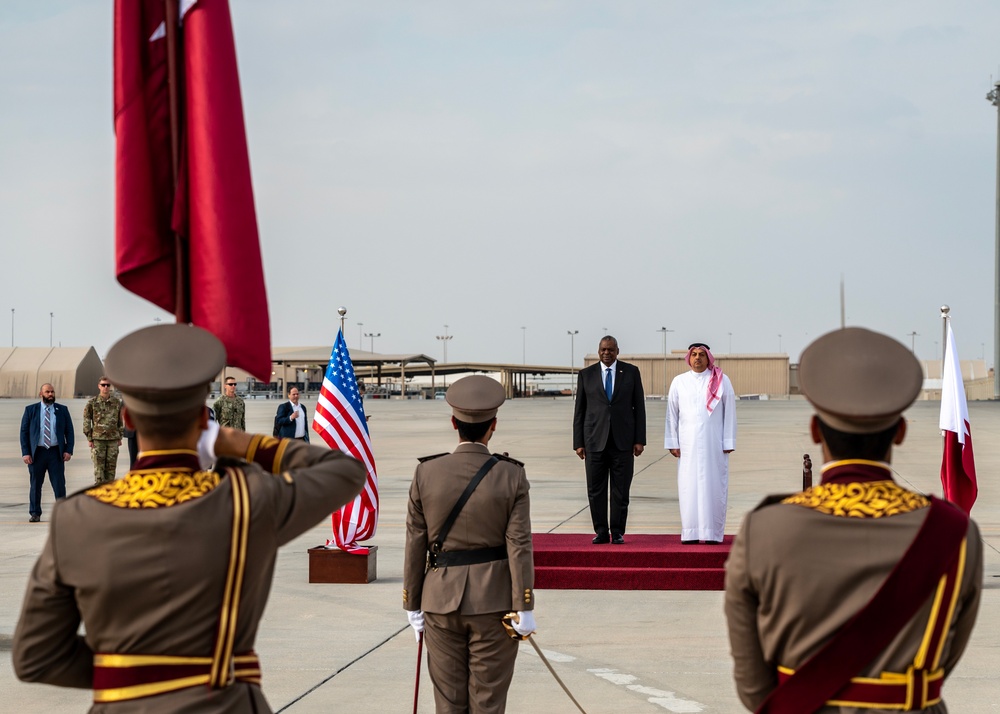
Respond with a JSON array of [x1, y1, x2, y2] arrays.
[[3, 1, 1000, 368]]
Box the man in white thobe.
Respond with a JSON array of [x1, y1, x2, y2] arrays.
[[664, 342, 736, 544]]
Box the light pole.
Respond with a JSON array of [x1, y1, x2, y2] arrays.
[[567, 330, 579, 397], [778, 334, 782, 353], [435, 325, 453, 362], [365, 332, 380, 353], [907, 331, 918, 354], [10, 308, 13, 347], [357, 322, 364, 350], [521, 326, 526, 365], [436, 325, 453, 387], [987, 80, 1000, 397], [50, 312, 54, 347], [657, 327, 673, 400], [728, 332, 733, 353]]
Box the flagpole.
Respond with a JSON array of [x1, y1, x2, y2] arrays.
[[988, 81, 1000, 399], [338, 306, 347, 336], [941, 305, 949, 365], [164, 0, 190, 324], [941, 306, 949, 491]]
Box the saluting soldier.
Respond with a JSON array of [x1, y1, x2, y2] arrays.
[[82, 376, 124, 484], [13, 324, 367, 712], [213, 375, 247, 430], [725, 327, 982, 713], [403, 376, 535, 714]]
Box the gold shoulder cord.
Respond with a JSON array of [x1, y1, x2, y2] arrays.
[[209, 466, 251, 688]]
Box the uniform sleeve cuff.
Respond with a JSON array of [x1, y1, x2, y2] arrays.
[[245, 434, 291, 474]]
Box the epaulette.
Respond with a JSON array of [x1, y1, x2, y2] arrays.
[[493, 452, 524, 467], [418, 453, 449, 463]]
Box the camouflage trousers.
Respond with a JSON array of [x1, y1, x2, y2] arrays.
[[91, 439, 120, 484]]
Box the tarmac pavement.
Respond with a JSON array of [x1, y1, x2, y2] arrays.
[[1, 396, 998, 712]]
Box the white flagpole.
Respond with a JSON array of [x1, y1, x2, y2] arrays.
[[941, 305, 949, 365]]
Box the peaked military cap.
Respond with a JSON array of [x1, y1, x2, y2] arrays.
[[104, 324, 226, 416], [446, 375, 505, 423], [799, 327, 923, 434]]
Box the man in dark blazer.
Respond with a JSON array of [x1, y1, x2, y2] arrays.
[[20, 383, 74, 522], [573, 335, 646, 544], [274, 386, 309, 441]]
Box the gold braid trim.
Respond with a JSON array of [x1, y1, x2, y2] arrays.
[[782, 480, 929, 518], [86, 470, 222, 508]]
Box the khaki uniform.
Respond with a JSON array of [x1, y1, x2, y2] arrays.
[[213, 394, 246, 430], [403, 442, 534, 714], [13, 436, 367, 713], [83, 394, 124, 484], [725, 464, 982, 713]]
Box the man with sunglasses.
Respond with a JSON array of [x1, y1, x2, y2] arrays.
[[83, 376, 124, 485], [213, 376, 246, 430]]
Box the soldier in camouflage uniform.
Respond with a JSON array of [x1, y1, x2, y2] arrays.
[[213, 376, 246, 430], [82, 376, 124, 484]]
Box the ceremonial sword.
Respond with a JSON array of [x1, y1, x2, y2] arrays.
[[503, 613, 589, 714]]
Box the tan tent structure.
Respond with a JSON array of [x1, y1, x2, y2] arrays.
[[0, 347, 105, 398]]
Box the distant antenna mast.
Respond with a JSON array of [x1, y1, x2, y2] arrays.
[[840, 274, 846, 328]]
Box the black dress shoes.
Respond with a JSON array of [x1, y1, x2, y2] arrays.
[[611, 534, 625, 545], [681, 539, 698, 545], [29, 515, 40, 523], [592, 534, 610, 544]]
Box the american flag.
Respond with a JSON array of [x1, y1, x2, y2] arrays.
[[313, 329, 378, 553]]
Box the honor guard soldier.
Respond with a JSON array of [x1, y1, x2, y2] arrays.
[[13, 324, 367, 712], [724, 327, 982, 713], [83, 376, 124, 484], [403, 375, 535, 713]]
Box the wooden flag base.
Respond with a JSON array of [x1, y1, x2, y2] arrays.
[[307, 545, 378, 584]]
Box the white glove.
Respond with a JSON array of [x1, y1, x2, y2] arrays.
[[512, 610, 535, 637], [196, 419, 220, 469], [407, 609, 424, 641]]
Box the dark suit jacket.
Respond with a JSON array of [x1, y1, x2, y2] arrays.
[[573, 361, 646, 453], [274, 401, 309, 442], [20, 402, 74, 457]]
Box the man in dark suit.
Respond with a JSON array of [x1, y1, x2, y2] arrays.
[[274, 386, 309, 441], [20, 383, 75, 522], [573, 335, 646, 544]]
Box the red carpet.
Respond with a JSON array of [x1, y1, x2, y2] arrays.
[[532, 533, 732, 591]]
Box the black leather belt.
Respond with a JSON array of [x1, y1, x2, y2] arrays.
[[429, 545, 507, 569]]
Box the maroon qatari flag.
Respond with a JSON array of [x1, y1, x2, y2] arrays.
[[939, 321, 977, 514], [114, 0, 271, 380]]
